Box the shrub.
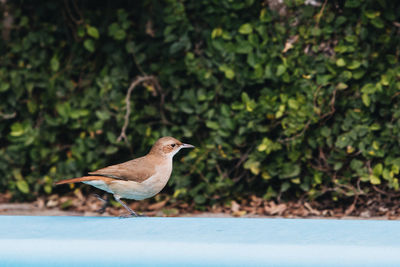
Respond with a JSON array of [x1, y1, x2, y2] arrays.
[[1, 0, 399, 205]]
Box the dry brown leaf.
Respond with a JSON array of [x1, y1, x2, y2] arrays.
[[360, 210, 371, 218], [46, 199, 59, 208], [344, 203, 356, 216], [264, 202, 287, 215], [148, 200, 168, 210], [232, 210, 247, 217], [35, 198, 45, 209], [231, 201, 240, 213], [304, 202, 321, 216], [282, 35, 299, 53]]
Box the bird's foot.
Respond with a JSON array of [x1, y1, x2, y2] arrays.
[[96, 206, 107, 214], [93, 194, 109, 214], [119, 212, 146, 218], [119, 213, 137, 219]]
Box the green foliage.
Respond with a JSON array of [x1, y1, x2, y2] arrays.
[[1, 0, 400, 205]]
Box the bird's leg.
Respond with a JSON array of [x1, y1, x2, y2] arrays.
[[114, 194, 138, 218], [93, 194, 109, 214]]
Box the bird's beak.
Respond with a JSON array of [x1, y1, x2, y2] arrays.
[[181, 143, 195, 149]]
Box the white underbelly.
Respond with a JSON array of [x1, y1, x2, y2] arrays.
[[83, 180, 113, 193], [83, 173, 172, 200], [108, 175, 170, 200]]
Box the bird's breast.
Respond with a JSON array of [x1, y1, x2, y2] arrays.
[[108, 160, 173, 200]]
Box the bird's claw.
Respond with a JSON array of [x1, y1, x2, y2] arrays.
[[119, 212, 146, 218]]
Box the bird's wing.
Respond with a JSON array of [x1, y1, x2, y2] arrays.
[[88, 156, 155, 183]]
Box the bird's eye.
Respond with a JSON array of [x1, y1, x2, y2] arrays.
[[171, 144, 176, 147]]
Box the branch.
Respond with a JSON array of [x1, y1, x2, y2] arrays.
[[1, 0, 14, 41], [320, 88, 337, 120], [117, 75, 161, 143], [315, 0, 328, 27], [278, 119, 311, 143], [0, 110, 16, 120]]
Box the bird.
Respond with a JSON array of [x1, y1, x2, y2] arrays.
[[55, 136, 194, 217]]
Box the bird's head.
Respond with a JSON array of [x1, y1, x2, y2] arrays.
[[150, 136, 194, 158]]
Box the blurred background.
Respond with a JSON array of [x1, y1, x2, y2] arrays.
[[1, 0, 400, 218]]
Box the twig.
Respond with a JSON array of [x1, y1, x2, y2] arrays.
[[228, 146, 253, 177], [0, 111, 16, 120], [278, 119, 311, 143], [132, 53, 146, 76], [392, 91, 400, 99], [63, 0, 83, 25], [215, 162, 227, 179], [320, 88, 337, 119], [313, 85, 323, 111], [1, 0, 13, 41], [344, 194, 358, 216], [372, 185, 390, 196], [315, 0, 328, 27], [117, 75, 162, 143]]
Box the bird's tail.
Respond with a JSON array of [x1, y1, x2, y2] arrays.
[[54, 176, 113, 185]]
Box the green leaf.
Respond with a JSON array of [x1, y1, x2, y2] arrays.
[[257, 137, 282, 154], [335, 134, 351, 148], [347, 60, 361, 70], [114, 29, 126, 40], [244, 160, 260, 175], [0, 83, 10, 92], [87, 26, 99, 39], [56, 102, 71, 119], [382, 169, 392, 180], [194, 195, 206, 204], [77, 25, 85, 37], [50, 56, 59, 72], [84, 39, 95, 52], [362, 93, 370, 107], [10, 122, 25, 137], [276, 65, 286, 76], [336, 83, 348, 90], [350, 159, 363, 171], [239, 23, 253, 34], [44, 184, 52, 194], [219, 65, 235, 79], [16, 180, 30, 194], [12, 169, 23, 180], [288, 99, 299, 110], [344, 0, 361, 8], [95, 110, 110, 120], [275, 104, 285, 119], [361, 83, 376, 94], [373, 163, 383, 176], [105, 146, 118, 155], [336, 58, 346, 67], [225, 69, 235, 79], [364, 10, 380, 19], [370, 17, 384, 28], [280, 164, 301, 179], [370, 175, 381, 185], [236, 42, 253, 54], [108, 23, 119, 36], [281, 182, 290, 192], [211, 28, 223, 39], [205, 121, 219, 130], [380, 74, 389, 86]]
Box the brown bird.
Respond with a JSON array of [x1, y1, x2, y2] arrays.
[[55, 136, 194, 217]]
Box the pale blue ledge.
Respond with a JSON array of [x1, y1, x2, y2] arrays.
[[0, 216, 399, 266]]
